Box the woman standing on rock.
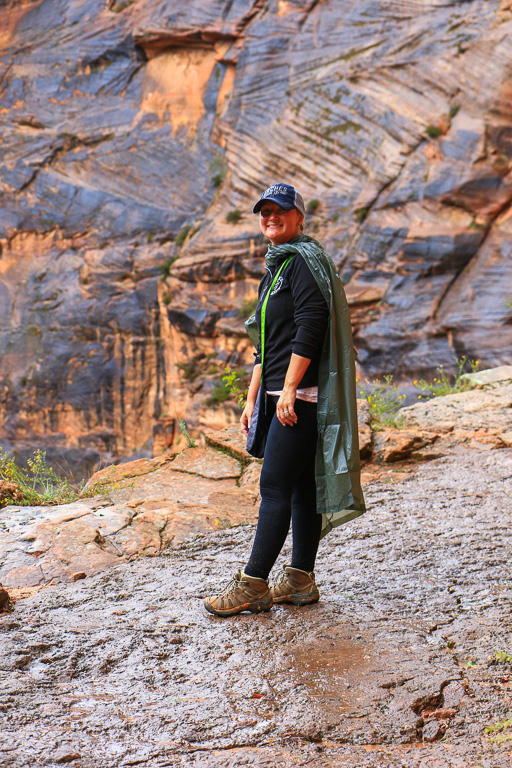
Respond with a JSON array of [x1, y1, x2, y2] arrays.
[[204, 183, 365, 617]]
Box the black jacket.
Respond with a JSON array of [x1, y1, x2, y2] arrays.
[[254, 253, 329, 390]]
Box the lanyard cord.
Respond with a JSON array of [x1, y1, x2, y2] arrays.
[[260, 255, 293, 380]]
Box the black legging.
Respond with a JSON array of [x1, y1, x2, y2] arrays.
[[244, 396, 322, 580]]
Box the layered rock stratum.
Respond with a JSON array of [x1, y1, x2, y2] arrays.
[[1, 0, 512, 471]]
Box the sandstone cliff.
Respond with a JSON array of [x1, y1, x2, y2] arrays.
[[1, 0, 511, 472]]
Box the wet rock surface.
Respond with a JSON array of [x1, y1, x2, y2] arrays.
[[1, 446, 511, 767], [0, 448, 259, 590]]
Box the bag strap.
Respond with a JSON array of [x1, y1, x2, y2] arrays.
[[260, 255, 294, 378]]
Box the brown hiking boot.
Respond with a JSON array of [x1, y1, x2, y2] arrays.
[[204, 570, 273, 617], [271, 566, 320, 606]]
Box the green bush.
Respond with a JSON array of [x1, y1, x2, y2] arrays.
[[222, 367, 247, 410], [226, 209, 242, 224], [354, 207, 368, 222], [306, 198, 320, 214], [176, 226, 191, 247], [177, 361, 201, 381], [414, 357, 479, 399], [210, 153, 227, 188], [159, 256, 177, 278], [206, 382, 232, 407], [0, 449, 111, 508], [425, 124, 443, 139], [358, 375, 405, 430], [238, 295, 258, 318]]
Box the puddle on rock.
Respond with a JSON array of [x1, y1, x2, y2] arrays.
[[286, 633, 372, 717]]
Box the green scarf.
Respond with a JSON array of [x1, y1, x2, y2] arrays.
[[246, 234, 366, 538]]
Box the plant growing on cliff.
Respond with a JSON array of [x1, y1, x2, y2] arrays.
[[177, 360, 201, 381], [415, 357, 479, 399], [210, 153, 227, 188], [159, 256, 178, 279], [0, 449, 77, 507], [425, 124, 443, 139], [0, 449, 116, 508], [176, 226, 191, 247], [205, 368, 248, 409], [221, 367, 247, 410], [178, 418, 196, 449], [238, 296, 258, 319], [206, 381, 232, 407], [226, 209, 242, 224], [359, 375, 406, 430]]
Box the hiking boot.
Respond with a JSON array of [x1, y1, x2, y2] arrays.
[[204, 570, 273, 617], [271, 566, 320, 606]]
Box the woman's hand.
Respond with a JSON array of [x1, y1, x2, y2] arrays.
[[277, 354, 311, 426], [240, 401, 255, 437], [277, 388, 297, 427], [240, 364, 262, 437]]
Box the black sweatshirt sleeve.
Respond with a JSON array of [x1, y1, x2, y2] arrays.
[[290, 256, 329, 359]]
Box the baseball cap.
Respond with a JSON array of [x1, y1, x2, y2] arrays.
[[253, 183, 306, 217]]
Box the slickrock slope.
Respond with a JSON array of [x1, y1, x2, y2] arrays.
[[1, 0, 512, 471], [1, 445, 512, 767], [1, 366, 510, 592]]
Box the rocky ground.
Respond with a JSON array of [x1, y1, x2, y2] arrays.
[[1, 446, 511, 767], [1, 368, 511, 767]]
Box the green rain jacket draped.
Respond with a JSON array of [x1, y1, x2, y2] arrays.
[[245, 234, 366, 538]]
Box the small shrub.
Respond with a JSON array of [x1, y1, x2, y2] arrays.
[[159, 256, 177, 278], [307, 198, 320, 215], [210, 153, 227, 188], [355, 207, 368, 223], [0, 449, 112, 508], [222, 367, 247, 410], [495, 651, 512, 664], [226, 209, 242, 224], [206, 382, 232, 407], [238, 295, 258, 319], [425, 124, 443, 139], [176, 226, 191, 247], [449, 103, 460, 119], [178, 418, 195, 448], [485, 718, 512, 744], [414, 356, 479, 399], [359, 375, 406, 429], [177, 361, 201, 381], [110, 0, 134, 12]]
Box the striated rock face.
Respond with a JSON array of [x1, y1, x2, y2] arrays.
[[1, 0, 512, 471]]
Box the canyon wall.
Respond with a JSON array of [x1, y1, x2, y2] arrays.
[[1, 0, 511, 473]]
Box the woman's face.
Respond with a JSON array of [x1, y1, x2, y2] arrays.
[[259, 201, 303, 246]]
